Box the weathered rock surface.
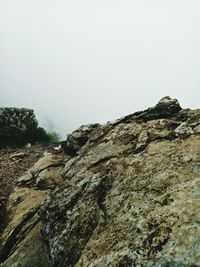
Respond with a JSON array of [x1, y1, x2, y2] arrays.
[[63, 123, 100, 156], [0, 152, 66, 267], [0, 108, 46, 147], [1, 97, 200, 267]]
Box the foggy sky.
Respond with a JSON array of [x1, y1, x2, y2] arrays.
[[0, 0, 200, 138]]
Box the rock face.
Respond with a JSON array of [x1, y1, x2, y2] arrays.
[[0, 108, 46, 147], [63, 123, 100, 156], [1, 97, 200, 267], [0, 152, 66, 267]]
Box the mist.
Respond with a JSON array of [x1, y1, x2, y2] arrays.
[[0, 0, 200, 138]]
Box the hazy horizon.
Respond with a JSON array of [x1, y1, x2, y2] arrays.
[[1, 1, 200, 137]]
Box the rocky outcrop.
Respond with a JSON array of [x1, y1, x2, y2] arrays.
[[0, 152, 66, 267], [1, 97, 200, 267], [63, 123, 100, 156], [0, 108, 46, 147]]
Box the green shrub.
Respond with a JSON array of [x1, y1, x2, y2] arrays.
[[36, 127, 61, 144], [45, 131, 60, 144]]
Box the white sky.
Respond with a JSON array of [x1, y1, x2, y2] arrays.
[[0, 0, 200, 137]]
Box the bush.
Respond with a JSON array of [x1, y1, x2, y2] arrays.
[[45, 131, 60, 144], [36, 127, 60, 144]]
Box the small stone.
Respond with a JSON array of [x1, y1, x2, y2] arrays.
[[26, 143, 32, 148], [175, 122, 194, 136], [193, 124, 200, 134], [157, 96, 180, 106], [10, 152, 26, 159]]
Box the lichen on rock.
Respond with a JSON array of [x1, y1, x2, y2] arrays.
[[1, 97, 200, 267]]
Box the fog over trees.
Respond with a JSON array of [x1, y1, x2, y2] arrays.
[[0, 0, 199, 138]]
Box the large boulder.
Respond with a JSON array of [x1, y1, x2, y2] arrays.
[[39, 97, 200, 267], [0, 108, 46, 147], [1, 97, 200, 267]]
